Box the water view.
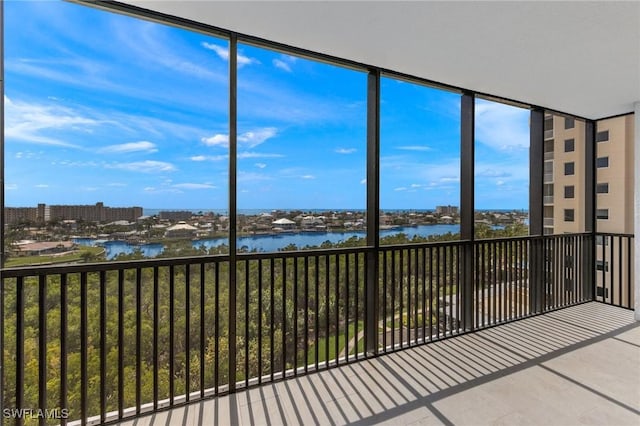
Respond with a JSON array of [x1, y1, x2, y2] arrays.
[[74, 224, 460, 259]]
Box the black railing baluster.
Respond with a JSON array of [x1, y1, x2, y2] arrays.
[[382, 250, 388, 350], [270, 258, 275, 381], [244, 260, 250, 387], [402, 249, 406, 346], [415, 247, 419, 338], [258, 259, 263, 383], [421, 248, 427, 343], [354, 252, 360, 358], [627, 236, 632, 308], [118, 269, 124, 418], [344, 253, 349, 361], [60, 274, 68, 426], [136, 268, 142, 412], [428, 247, 433, 341], [185, 265, 191, 400], [435, 246, 441, 338], [16, 276, 24, 425], [169, 266, 175, 404], [80, 273, 88, 425], [609, 235, 614, 305], [215, 263, 220, 392], [100, 270, 107, 423], [333, 254, 339, 364], [200, 263, 205, 398], [618, 236, 622, 307], [282, 257, 287, 376], [38, 275, 47, 426], [314, 256, 319, 369], [391, 249, 396, 348], [153, 266, 159, 408], [293, 257, 298, 373], [324, 255, 330, 366], [304, 256, 309, 369], [407, 249, 412, 344]]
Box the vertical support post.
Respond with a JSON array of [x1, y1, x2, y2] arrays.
[[365, 69, 380, 355], [529, 109, 544, 313], [633, 102, 640, 320], [460, 92, 475, 331], [228, 34, 238, 391], [584, 120, 596, 301], [0, 2, 5, 420]]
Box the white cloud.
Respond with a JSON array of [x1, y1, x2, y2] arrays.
[[301, 175, 315, 180], [475, 100, 530, 151], [6, 184, 18, 191], [201, 134, 229, 147], [239, 128, 277, 147], [106, 160, 176, 173], [255, 163, 267, 169], [237, 151, 283, 159], [360, 178, 367, 185], [201, 127, 277, 149], [397, 145, 431, 152], [496, 180, 505, 186], [4, 95, 97, 147], [107, 183, 127, 187], [394, 187, 407, 191], [335, 148, 357, 154], [172, 183, 217, 190], [99, 141, 158, 154], [476, 169, 510, 178], [190, 155, 208, 162], [410, 183, 422, 188], [34, 184, 49, 188], [201, 42, 257, 67], [273, 59, 292, 72]]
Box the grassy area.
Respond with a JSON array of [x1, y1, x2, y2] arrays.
[[5, 246, 105, 267], [306, 320, 364, 364]]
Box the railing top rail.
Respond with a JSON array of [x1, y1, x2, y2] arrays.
[[595, 232, 634, 238], [0, 232, 609, 279], [0, 253, 232, 278], [379, 239, 470, 250]]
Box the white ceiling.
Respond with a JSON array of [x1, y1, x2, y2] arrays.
[[109, 1, 639, 120]]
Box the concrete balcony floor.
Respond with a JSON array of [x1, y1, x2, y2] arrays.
[[120, 302, 640, 425]]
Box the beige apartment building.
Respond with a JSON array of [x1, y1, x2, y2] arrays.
[[543, 113, 635, 305]]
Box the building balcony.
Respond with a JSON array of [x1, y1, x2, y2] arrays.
[[544, 173, 554, 183], [543, 195, 554, 205], [1, 233, 634, 425], [544, 129, 554, 140], [544, 150, 554, 160]]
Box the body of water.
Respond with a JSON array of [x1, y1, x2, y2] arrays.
[[74, 224, 460, 259]]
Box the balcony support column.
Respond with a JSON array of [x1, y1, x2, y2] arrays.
[[365, 69, 380, 354], [529, 108, 544, 313], [460, 92, 474, 331], [584, 120, 596, 301], [228, 34, 238, 390], [634, 102, 640, 320]]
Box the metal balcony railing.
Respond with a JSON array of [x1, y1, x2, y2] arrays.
[[0, 233, 633, 425], [543, 195, 554, 205], [544, 129, 554, 140], [544, 173, 554, 183], [544, 151, 554, 160]]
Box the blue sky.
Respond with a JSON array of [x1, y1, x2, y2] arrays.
[[4, 0, 530, 211]]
